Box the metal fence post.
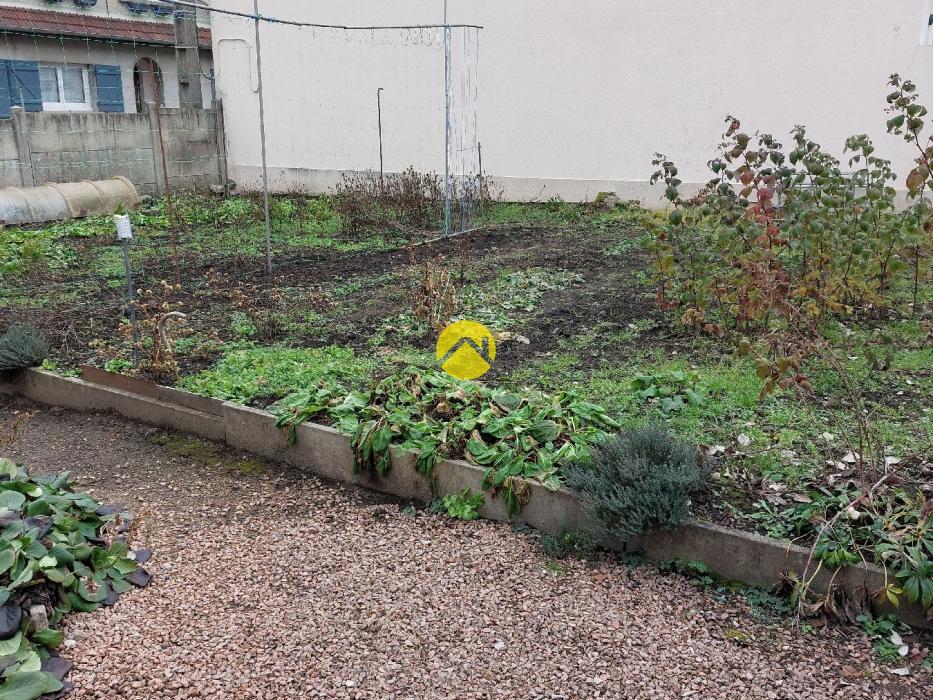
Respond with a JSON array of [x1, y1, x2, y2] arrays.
[[214, 97, 230, 197], [253, 0, 273, 275]]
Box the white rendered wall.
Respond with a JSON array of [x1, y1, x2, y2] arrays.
[[211, 0, 933, 204]]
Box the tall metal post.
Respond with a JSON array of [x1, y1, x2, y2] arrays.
[[377, 87, 384, 198], [115, 215, 140, 366], [443, 0, 452, 237], [254, 0, 273, 275], [122, 238, 139, 366]]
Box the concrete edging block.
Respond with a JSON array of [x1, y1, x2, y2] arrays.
[[2, 368, 928, 629], [628, 520, 930, 629], [1, 369, 224, 440], [221, 401, 288, 461]]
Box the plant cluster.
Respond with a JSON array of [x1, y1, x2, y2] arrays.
[[180, 345, 375, 405], [271, 367, 619, 514], [430, 488, 486, 521], [0, 326, 48, 372], [0, 458, 148, 698], [750, 478, 932, 612], [650, 105, 924, 335], [631, 369, 707, 416], [411, 257, 457, 332], [334, 167, 444, 235], [0, 229, 76, 275], [563, 425, 706, 540]]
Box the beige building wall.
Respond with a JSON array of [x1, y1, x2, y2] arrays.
[[212, 0, 933, 204]]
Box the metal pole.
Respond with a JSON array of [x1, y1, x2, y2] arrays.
[[146, 76, 181, 287], [122, 239, 140, 366], [443, 0, 451, 237], [377, 87, 384, 198], [254, 0, 273, 275], [477, 140, 483, 214]]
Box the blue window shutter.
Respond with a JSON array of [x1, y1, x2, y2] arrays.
[[94, 64, 124, 113], [7, 61, 42, 112], [0, 61, 11, 119]]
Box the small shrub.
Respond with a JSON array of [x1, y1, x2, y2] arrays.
[[563, 425, 705, 540], [411, 256, 457, 332], [333, 167, 481, 235], [658, 558, 716, 587], [0, 325, 48, 371]]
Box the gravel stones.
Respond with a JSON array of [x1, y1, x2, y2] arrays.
[[1, 396, 929, 699]]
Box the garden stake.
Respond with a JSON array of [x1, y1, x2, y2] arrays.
[[377, 87, 385, 198], [114, 214, 140, 366]]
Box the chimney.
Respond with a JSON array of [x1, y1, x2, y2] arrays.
[[174, 6, 203, 108]]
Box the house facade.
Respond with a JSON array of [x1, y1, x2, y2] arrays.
[[0, 0, 213, 117], [210, 0, 933, 203]]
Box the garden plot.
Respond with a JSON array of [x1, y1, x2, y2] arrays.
[[0, 169, 931, 637]]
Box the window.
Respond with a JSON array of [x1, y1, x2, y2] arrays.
[[39, 63, 91, 111]]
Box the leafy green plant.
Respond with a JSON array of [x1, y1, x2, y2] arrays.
[[631, 369, 707, 415], [857, 614, 908, 663], [895, 546, 933, 608], [539, 530, 597, 560], [658, 558, 716, 587], [271, 367, 618, 514], [749, 481, 932, 612], [0, 326, 48, 372], [104, 358, 133, 374], [0, 229, 76, 276], [180, 345, 375, 404], [215, 196, 258, 225], [433, 488, 485, 520], [0, 458, 148, 698], [563, 425, 705, 540]]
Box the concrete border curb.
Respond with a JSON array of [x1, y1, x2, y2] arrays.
[[1, 368, 928, 630]]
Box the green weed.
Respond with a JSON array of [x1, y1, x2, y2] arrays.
[[180, 345, 376, 404]]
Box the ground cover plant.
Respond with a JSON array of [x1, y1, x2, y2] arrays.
[[0, 457, 149, 698]]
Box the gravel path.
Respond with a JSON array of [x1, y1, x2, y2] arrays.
[[0, 396, 929, 699]]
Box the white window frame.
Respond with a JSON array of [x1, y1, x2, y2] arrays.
[[39, 63, 93, 112]]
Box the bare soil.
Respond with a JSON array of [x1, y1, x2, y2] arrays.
[[6, 226, 660, 380]]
